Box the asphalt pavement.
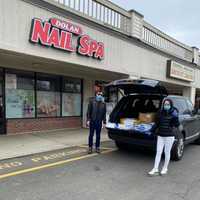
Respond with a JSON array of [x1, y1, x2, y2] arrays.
[[0, 141, 200, 200]]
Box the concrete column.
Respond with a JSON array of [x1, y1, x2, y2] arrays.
[[192, 47, 199, 65], [183, 87, 196, 105], [82, 78, 94, 128], [129, 9, 144, 40]]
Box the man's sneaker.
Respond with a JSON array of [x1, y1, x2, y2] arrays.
[[88, 147, 93, 154], [96, 148, 101, 154], [148, 168, 159, 176], [160, 168, 168, 176]]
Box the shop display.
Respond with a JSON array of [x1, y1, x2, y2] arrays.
[[6, 89, 35, 118], [62, 93, 81, 116], [5, 74, 17, 89], [37, 91, 60, 117]]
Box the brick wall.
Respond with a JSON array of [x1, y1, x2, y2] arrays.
[[6, 117, 82, 135]]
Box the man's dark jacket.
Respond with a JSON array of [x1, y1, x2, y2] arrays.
[[87, 98, 106, 124], [154, 107, 180, 137]]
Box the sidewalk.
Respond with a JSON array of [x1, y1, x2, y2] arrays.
[[0, 128, 109, 161]]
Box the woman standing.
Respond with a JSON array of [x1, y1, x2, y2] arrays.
[[148, 99, 180, 176]]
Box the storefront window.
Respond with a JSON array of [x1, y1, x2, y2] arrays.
[[5, 71, 35, 118], [37, 74, 60, 117], [5, 71, 82, 118], [62, 77, 82, 116]]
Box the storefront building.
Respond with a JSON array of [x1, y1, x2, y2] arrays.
[[0, 0, 200, 135]]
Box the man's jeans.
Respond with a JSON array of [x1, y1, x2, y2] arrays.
[[88, 120, 102, 148]]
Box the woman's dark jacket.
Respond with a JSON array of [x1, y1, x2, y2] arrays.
[[154, 107, 180, 137]]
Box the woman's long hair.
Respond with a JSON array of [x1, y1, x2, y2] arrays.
[[161, 98, 178, 113]]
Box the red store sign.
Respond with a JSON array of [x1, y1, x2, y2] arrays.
[[29, 18, 104, 60]]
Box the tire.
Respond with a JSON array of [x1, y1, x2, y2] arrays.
[[115, 141, 127, 150], [194, 135, 200, 145], [171, 133, 184, 161]]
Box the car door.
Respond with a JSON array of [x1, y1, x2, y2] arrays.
[[171, 97, 194, 139], [185, 99, 200, 139]]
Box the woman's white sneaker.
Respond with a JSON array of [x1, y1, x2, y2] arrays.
[[160, 168, 168, 176], [148, 168, 159, 176]]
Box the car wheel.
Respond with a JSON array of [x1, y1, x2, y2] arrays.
[[171, 134, 184, 161], [194, 135, 200, 145], [115, 141, 127, 150]]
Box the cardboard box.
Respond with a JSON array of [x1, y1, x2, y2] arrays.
[[120, 118, 137, 124], [139, 113, 156, 123]]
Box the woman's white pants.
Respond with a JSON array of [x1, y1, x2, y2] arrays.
[[154, 136, 175, 171]]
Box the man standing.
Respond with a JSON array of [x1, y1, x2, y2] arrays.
[[87, 91, 106, 154]]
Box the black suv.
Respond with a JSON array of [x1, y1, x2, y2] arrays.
[[106, 79, 200, 161]]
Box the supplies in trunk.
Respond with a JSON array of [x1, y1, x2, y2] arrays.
[[120, 118, 138, 126], [106, 113, 157, 135], [139, 113, 156, 123]]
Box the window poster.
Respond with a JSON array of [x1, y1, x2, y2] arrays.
[[37, 91, 60, 117], [6, 74, 17, 89], [62, 93, 81, 116], [6, 89, 35, 118]]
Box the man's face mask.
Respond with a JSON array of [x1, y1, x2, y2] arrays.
[[163, 102, 171, 111], [96, 94, 104, 102]]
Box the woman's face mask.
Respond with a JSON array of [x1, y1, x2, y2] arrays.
[[163, 102, 171, 111]]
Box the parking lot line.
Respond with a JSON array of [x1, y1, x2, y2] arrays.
[[0, 149, 116, 180]]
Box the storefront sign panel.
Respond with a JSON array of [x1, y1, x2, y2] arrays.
[[167, 60, 194, 82], [29, 18, 104, 60]]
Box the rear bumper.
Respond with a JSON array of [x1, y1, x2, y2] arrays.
[[107, 129, 157, 148]]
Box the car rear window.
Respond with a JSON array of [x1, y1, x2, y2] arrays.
[[119, 96, 162, 114], [109, 95, 163, 122]]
